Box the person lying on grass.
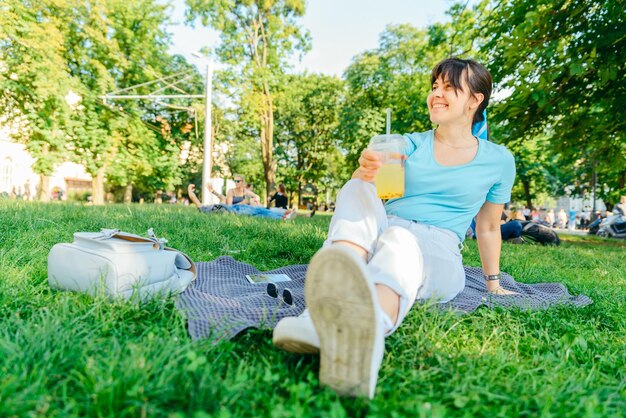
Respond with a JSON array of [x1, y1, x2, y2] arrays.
[[201, 174, 260, 206], [187, 184, 297, 220], [272, 57, 517, 399]]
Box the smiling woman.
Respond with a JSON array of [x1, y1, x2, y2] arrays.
[[428, 58, 491, 127], [272, 57, 518, 399]]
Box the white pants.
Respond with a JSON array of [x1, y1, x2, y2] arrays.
[[323, 179, 465, 332]]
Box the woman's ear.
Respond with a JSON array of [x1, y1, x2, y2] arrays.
[[471, 93, 485, 110]]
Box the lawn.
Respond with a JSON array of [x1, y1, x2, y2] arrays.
[[1, 200, 625, 417]]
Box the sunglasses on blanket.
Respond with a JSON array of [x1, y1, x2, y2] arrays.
[[266, 282, 294, 306]]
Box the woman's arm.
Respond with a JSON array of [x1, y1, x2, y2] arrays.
[[475, 201, 517, 295], [225, 189, 234, 205], [207, 184, 225, 203], [187, 184, 202, 209], [246, 191, 261, 206]]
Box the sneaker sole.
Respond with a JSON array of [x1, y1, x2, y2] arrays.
[[273, 338, 319, 354], [273, 318, 320, 354], [305, 246, 380, 398]]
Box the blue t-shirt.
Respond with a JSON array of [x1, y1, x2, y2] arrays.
[[384, 130, 516, 241]]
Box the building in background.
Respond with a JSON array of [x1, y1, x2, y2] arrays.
[[0, 124, 92, 200]]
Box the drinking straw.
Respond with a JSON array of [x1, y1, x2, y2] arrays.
[[386, 108, 391, 137]]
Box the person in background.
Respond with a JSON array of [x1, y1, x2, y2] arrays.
[[187, 184, 296, 220], [614, 196, 626, 216], [509, 207, 525, 221], [226, 174, 260, 206], [580, 208, 590, 229], [546, 209, 556, 228], [568, 208, 577, 231], [245, 183, 262, 206], [23, 179, 32, 201], [531, 208, 541, 222], [557, 209, 567, 229], [269, 183, 289, 209]]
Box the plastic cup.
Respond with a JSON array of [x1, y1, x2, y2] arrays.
[[368, 134, 405, 199]]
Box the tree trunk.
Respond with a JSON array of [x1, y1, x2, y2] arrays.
[[37, 174, 50, 202], [522, 178, 533, 209], [123, 184, 133, 204], [92, 168, 105, 205], [260, 87, 275, 205], [298, 182, 303, 208]]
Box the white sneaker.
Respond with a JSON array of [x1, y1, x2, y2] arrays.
[[272, 309, 320, 354], [305, 245, 385, 399]]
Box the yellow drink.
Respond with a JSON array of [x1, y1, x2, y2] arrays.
[[375, 164, 404, 199]]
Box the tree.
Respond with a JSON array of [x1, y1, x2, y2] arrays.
[[484, 0, 626, 204], [64, 0, 193, 204], [185, 0, 310, 202], [122, 56, 205, 202], [0, 0, 76, 201], [2, 0, 208, 204], [273, 73, 345, 206]]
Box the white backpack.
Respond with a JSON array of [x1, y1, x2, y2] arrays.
[[48, 228, 196, 300]]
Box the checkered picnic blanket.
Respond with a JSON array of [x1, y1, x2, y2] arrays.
[[176, 256, 592, 342]]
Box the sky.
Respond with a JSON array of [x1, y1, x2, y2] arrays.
[[168, 0, 462, 76]]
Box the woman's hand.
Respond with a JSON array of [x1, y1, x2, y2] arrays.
[[187, 184, 196, 195], [352, 149, 383, 182], [486, 281, 518, 295]]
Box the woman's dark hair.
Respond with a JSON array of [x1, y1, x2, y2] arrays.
[[431, 57, 492, 124], [278, 184, 286, 194]]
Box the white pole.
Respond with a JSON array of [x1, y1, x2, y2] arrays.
[[201, 60, 213, 205]]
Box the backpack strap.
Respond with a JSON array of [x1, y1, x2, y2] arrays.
[[99, 228, 166, 250]]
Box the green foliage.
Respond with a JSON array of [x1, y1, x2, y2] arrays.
[[0, 0, 202, 203], [185, 0, 311, 199], [2, 0, 624, 210], [63, 0, 200, 202], [484, 0, 626, 204], [1, 201, 626, 415], [0, 0, 75, 177], [274, 73, 346, 203]]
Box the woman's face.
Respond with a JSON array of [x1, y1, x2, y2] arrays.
[[427, 71, 481, 126], [234, 177, 244, 187]]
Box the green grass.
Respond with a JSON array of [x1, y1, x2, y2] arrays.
[[1, 200, 625, 417]]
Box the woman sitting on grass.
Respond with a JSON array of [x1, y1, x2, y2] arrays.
[[268, 183, 289, 209], [272, 57, 517, 399], [226, 174, 260, 206], [187, 182, 296, 220]]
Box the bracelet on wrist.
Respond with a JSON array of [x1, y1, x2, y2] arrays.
[[485, 273, 502, 281]]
